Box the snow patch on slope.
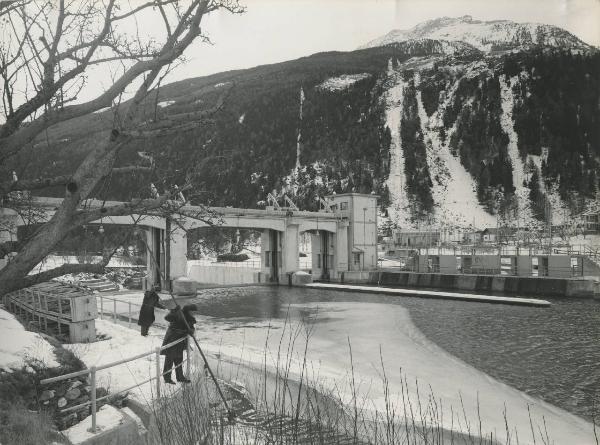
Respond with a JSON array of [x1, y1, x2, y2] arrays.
[[63, 405, 126, 444], [383, 60, 410, 227], [0, 307, 58, 370], [414, 72, 496, 228], [318, 73, 371, 91], [157, 100, 175, 108], [499, 74, 534, 222], [527, 152, 569, 224]]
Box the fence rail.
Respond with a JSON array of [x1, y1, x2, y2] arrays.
[[378, 261, 586, 277], [188, 259, 262, 269], [41, 333, 192, 432], [40, 294, 192, 433]]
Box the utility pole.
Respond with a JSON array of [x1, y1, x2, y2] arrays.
[[363, 207, 367, 271], [547, 199, 553, 253], [516, 199, 520, 256]]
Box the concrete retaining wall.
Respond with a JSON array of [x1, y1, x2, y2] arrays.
[[187, 265, 259, 286], [370, 271, 598, 298], [340, 271, 378, 284]]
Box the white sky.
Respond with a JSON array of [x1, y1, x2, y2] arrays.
[[39, 0, 600, 104], [166, 0, 600, 82]]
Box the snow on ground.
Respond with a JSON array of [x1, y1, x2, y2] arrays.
[[383, 60, 411, 227], [317, 73, 371, 91], [30, 255, 142, 275], [0, 307, 58, 370], [157, 100, 176, 108], [399, 55, 440, 71], [462, 60, 490, 79], [64, 317, 171, 404], [62, 405, 126, 444], [62, 291, 597, 443], [414, 72, 496, 228]]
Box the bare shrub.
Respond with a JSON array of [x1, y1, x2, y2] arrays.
[[144, 315, 569, 445], [0, 400, 67, 445]]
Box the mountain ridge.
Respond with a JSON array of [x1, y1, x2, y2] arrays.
[[15, 17, 600, 230], [360, 15, 594, 53]]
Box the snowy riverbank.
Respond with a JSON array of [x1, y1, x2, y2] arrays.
[[185, 296, 596, 445], [56, 290, 599, 443]]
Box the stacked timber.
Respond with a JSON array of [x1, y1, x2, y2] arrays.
[[4, 281, 97, 342]]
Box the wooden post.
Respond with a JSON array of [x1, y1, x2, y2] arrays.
[[128, 302, 132, 327], [100, 296, 103, 319], [186, 335, 191, 377], [113, 299, 116, 322], [165, 218, 171, 292], [155, 347, 161, 398], [89, 366, 97, 433]]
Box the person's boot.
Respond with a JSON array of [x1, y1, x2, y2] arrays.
[[164, 377, 175, 384]]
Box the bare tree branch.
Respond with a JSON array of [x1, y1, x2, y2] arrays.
[[0, 0, 234, 160], [0, 0, 242, 296]]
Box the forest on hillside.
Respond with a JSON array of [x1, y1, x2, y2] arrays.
[[506, 50, 600, 206], [13, 45, 600, 223]]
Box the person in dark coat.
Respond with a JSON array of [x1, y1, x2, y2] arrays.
[[161, 304, 197, 384], [138, 285, 166, 336]]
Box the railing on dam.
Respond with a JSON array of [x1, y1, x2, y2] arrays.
[[188, 259, 262, 269]]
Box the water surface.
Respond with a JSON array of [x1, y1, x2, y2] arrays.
[[190, 286, 600, 424]]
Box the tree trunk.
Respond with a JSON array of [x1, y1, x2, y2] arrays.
[[0, 134, 119, 295]]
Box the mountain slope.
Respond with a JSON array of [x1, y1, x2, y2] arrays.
[[14, 18, 600, 230]]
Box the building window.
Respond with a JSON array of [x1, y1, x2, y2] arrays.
[[353, 253, 361, 265], [340, 202, 348, 210], [265, 251, 270, 267]]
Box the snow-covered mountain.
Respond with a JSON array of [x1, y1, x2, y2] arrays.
[[361, 15, 593, 53], [29, 17, 600, 231]]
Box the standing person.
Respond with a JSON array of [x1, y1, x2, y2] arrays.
[[161, 304, 197, 384], [138, 285, 166, 336]]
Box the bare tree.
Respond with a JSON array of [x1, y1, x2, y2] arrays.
[[0, 0, 243, 294]]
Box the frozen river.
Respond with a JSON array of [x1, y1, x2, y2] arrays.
[[187, 286, 598, 444]]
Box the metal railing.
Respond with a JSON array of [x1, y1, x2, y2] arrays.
[[188, 259, 262, 269], [39, 292, 196, 433], [96, 294, 169, 328], [378, 259, 587, 277], [40, 334, 192, 433], [412, 244, 600, 257]]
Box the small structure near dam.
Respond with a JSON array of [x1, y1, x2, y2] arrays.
[[3, 281, 97, 342]]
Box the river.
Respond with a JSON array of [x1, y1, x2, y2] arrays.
[[188, 285, 599, 444]]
